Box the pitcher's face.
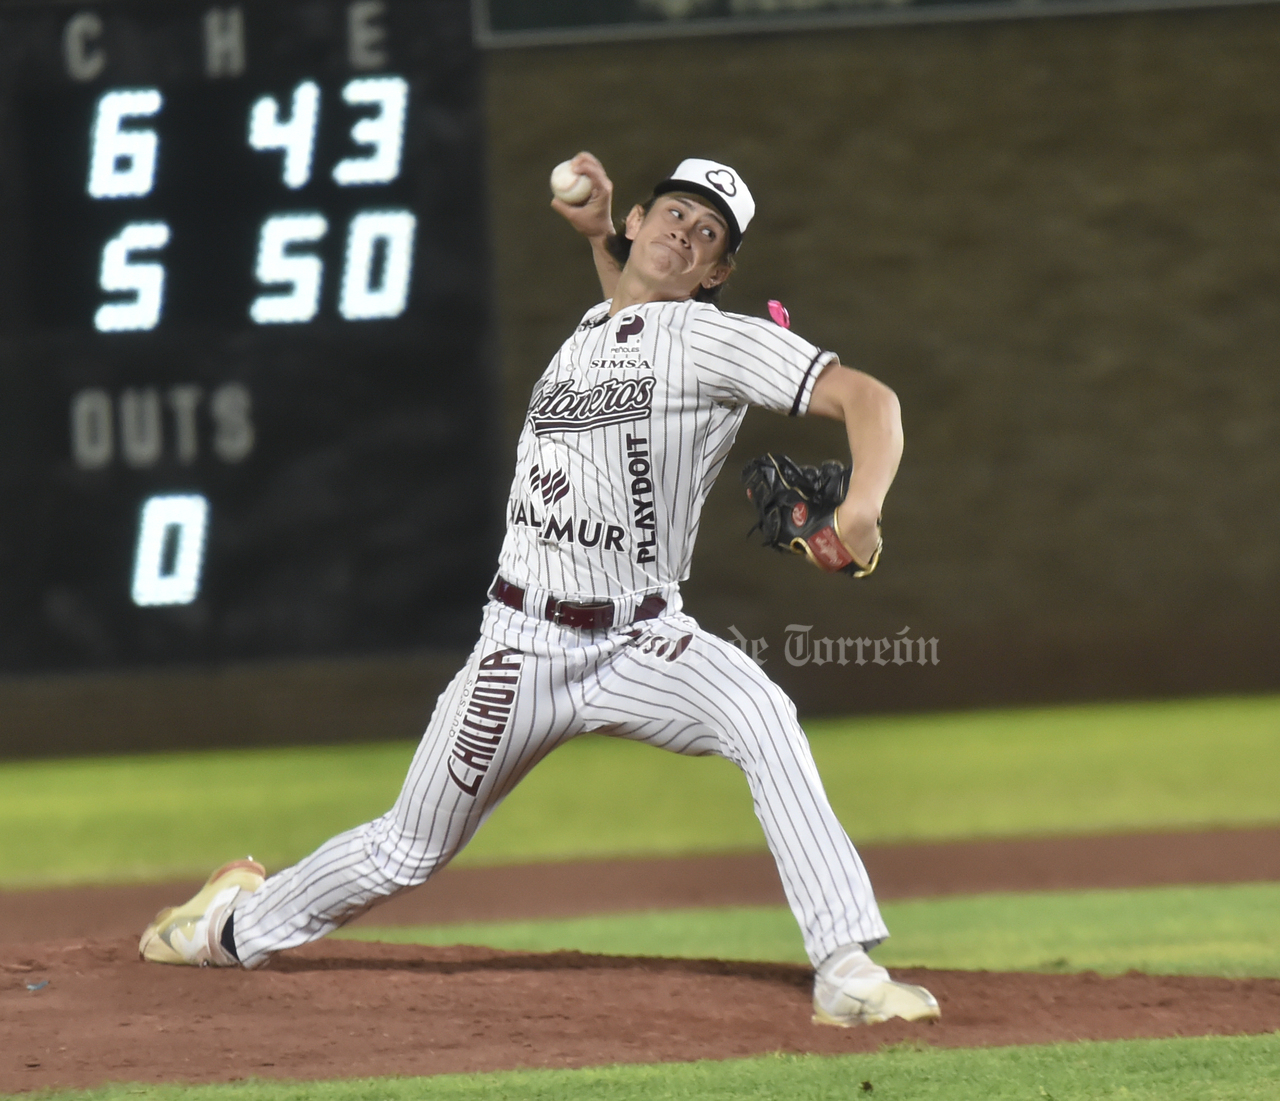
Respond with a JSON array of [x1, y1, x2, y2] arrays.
[[623, 195, 732, 297]]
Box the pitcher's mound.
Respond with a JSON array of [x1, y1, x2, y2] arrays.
[[5, 937, 1280, 1093]]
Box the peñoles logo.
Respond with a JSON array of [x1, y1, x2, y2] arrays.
[[529, 377, 654, 435], [615, 315, 644, 344]]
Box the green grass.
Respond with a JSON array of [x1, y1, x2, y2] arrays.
[[1, 694, 1277, 887], [803, 694, 1280, 841], [875, 882, 1280, 978], [11, 1035, 1280, 1101], [336, 882, 1280, 978], [0, 742, 419, 888]]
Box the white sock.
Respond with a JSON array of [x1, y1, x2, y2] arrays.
[[819, 944, 890, 984]]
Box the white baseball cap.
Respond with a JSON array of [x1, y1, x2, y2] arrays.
[[653, 158, 755, 252]]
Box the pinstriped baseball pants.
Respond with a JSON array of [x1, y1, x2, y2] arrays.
[[232, 603, 889, 970]]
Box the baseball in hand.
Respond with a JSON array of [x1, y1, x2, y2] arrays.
[[550, 160, 593, 205]]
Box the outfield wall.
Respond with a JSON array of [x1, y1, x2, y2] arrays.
[[4, 4, 1279, 754], [485, 4, 1280, 716]]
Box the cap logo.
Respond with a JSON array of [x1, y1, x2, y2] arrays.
[[704, 169, 737, 197]]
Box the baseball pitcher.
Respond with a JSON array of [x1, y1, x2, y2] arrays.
[[139, 152, 939, 1028]]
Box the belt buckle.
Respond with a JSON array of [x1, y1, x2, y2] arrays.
[[548, 597, 613, 630], [549, 598, 575, 627]]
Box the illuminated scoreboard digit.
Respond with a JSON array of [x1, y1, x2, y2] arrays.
[[0, 0, 495, 671]]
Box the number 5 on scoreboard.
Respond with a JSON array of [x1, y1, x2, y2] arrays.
[[249, 213, 328, 324], [94, 221, 171, 332]]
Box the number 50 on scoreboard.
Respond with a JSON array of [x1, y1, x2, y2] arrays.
[[0, 0, 496, 672]]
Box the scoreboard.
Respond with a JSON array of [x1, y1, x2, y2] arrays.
[[0, 0, 495, 672]]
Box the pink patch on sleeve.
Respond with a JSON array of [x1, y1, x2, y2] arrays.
[[767, 300, 791, 329]]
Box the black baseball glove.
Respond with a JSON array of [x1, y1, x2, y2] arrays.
[[741, 453, 882, 577]]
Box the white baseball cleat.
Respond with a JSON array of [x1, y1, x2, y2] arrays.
[[139, 858, 265, 967], [812, 943, 941, 1027]]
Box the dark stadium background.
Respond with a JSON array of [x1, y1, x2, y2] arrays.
[[4, 0, 1278, 754]]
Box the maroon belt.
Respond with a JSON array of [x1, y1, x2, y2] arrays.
[[489, 577, 666, 631]]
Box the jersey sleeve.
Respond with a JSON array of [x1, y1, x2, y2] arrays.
[[687, 307, 837, 416]]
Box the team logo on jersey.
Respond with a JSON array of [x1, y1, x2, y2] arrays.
[[529, 377, 655, 435], [626, 432, 657, 564], [447, 649, 523, 797], [615, 315, 644, 344], [530, 464, 570, 508]]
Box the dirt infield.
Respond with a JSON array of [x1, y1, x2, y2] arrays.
[[5, 938, 1280, 1093], [3, 827, 1279, 1093]]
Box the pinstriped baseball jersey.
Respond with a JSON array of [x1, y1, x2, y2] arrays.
[[496, 299, 836, 599], [227, 292, 893, 977]]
